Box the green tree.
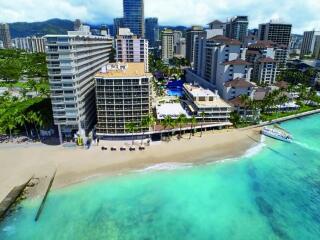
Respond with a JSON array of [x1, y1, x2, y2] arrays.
[[176, 114, 187, 139], [126, 122, 138, 145], [200, 111, 206, 137], [189, 116, 197, 139]]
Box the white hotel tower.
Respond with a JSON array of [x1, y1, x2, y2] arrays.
[[45, 25, 113, 143]]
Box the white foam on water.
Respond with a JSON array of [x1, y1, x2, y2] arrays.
[[2, 225, 15, 235], [243, 135, 266, 158], [135, 162, 193, 173], [294, 141, 320, 153]]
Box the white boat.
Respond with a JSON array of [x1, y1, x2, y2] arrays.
[[261, 125, 293, 143]]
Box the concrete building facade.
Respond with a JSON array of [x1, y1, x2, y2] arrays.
[[45, 26, 113, 141], [186, 26, 205, 66], [161, 29, 174, 63], [13, 36, 46, 53], [0, 23, 12, 49], [225, 16, 249, 43], [258, 21, 292, 46], [300, 31, 320, 58], [116, 29, 149, 72], [95, 63, 152, 137]]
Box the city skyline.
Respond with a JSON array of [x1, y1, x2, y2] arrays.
[[0, 0, 320, 34]]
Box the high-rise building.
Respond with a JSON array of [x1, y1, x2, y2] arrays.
[[175, 38, 186, 58], [289, 34, 303, 54], [173, 31, 183, 55], [113, 18, 124, 37], [300, 31, 320, 58], [116, 28, 149, 72], [13, 36, 46, 53], [258, 21, 292, 46], [246, 41, 288, 84], [100, 25, 110, 36], [123, 0, 144, 37], [186, 26, 205, 65], [161, 29, 174, 63], [45, 25, 113, 143], [190, 35, 252, 98], [0, 23, 12, 49], [74, 19, 82, 31], [145, 18, 159, 48], [95, 62, 152, 138], [225, 16, 249, 43]]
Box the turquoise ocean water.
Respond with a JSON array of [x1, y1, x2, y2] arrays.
[[1, 114, 320, 240]]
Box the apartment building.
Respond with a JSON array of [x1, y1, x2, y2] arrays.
[[258, 21, 292, 46], [246, 40, 287, 84], [45, 26, 113, 142], [13, 36, 46, 53], [95, 62, 152, 138], [116, 28, 149, 72], [161, 29, 174, 63], [186, 26, 205, 65], [300, 31, 320, 58], [225, 16, 249, 43], [192, 35, 252, 98], [0, 23, 12, 49]]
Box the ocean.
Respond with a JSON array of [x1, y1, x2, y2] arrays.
[[1, 114, 320, 240]]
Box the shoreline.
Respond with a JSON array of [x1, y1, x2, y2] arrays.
[[0, 128, 260, 201]]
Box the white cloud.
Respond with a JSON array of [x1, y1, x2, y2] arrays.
[[0, 0, 319, 33]]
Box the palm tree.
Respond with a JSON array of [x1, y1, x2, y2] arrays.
[[19, 87, 28, 99], [16, 113, 29, 138], [239, 94, 250, 122], [189, 116, 197, 139], [160, 116, 173, 141], [27, 79, 37, 93], [126, 122, 137, 145], [176, 114, 187, 139], [200, 111, 206, 137], [140, 115, 155, 144], [27, 111, 41, 140]]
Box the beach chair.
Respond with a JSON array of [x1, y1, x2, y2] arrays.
[[139, 146, 145, 151], [129, 146, 136, 151]]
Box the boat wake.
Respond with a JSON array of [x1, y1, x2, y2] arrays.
[[135, 162, 193, 173], [294, 141, 320, 153], [243, 135, 266, 158]]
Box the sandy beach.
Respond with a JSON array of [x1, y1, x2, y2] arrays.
[[0, 128, 261, 201]]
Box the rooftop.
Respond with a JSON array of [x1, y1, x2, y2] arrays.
[[222, 59, 251, 65], [224, 78, 256, 88], [156, 103, 189, 119], [209, 35, 241, 45], [184, 84, 231, 108], [95, 63, 152, 78], [258, 57, 276, 63]]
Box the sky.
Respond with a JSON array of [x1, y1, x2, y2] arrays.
[[0, 0, 320, 34]]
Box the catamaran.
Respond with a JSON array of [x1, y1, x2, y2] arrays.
[[261, 125, 293, 143]]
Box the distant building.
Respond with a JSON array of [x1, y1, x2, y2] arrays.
[[100, 25, 110, 36], [123, 0, 144, 37], [225, 16, 249, 43], [161, 29, 174, 63], [0, 40, 3, 49], [74, 19, 82, 31], [173, 31, 183, 56], [113, 18, 124, 37], [116, 28, 149, 72], [207, 20, 225, 37], [300, 31, 320, 58], [13, 36, 46, 53], [145, 18, 159, 48], [95, 62, 152, 138], [175, 38, 186, 58], [0, 23, 12, 49], [258, 21, 292, 46], [45, 25, 113, 142], [289, 34, 303, 54], [186, 26, 205, 66]]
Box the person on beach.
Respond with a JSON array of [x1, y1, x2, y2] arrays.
[[97, 138, 100, 146]]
